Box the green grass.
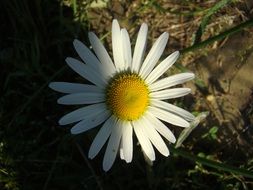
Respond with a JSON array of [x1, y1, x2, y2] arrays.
[[1, 0, 253, 190]]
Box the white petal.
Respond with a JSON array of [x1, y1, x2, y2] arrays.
[[150, 73, 195, 91], [88, 115, 116, 159], [145, 110, 176, 143], [121, 28, 132, 70], [73, 39, 114, 79], [73, 39, 100, 69], [121, 121, 133, 163], [65, 57, 107, 88], [112, 19, 124, 71], [49, 82, 102, 94], [146, 51, 179, 84], [119, 141, 125, 160], [59, 103, 106, 125], [132, 119, 155, 161], [139, 32, 169, 79], [88, 32, 116, 75], [131, 23, 148, 73], [71, 110, 110, 134], [103, 119, 123, 171], [148, 106, 190, 128], [142, 116, 170, 156], [57, 92, 104, 105], [150, 99, 195, 121], [150, 88, 191, 100]]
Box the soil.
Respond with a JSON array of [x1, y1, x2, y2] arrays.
[[193, 31, 253, 158], [86, 0, 253, 159]]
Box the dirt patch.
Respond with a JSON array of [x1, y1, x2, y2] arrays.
[[86, 0, 253, 159], [193, 31, 253, 157]]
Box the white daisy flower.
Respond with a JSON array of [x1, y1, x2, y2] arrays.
[[49, 19, 195, 171]]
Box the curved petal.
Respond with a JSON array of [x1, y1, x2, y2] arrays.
[[70, 109, 110, 134], [58, 103, 107, 125], [148, 106, 190, 128], [145, 110, 176, 143], [49, 82, 103, 94], [131, 23, 148, 73], [65, 57, 107, 88], [142, 115, 170, 156], [146, 51, 179, 84], [132, 119, 155, 161], [150, 88, 191, 100], [73, 39, 101, 69], [88, 32, 116, 74], [103, 119, 123, 171], [88, 116, 116, 159], [57, 92, 105, 105], [73, 39, 114, 79], [150, 99, 195, 121], [139, 32, 169, 79], [150, 73, 195, 92], [112, 19, 124, 71]]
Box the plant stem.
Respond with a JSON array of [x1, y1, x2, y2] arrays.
[[181, 19, 253, 54]]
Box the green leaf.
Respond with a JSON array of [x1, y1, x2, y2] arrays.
[[193, 0, 233, 44], [210, 126, 219, 134]]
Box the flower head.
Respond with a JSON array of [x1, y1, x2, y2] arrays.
[[49, 19, 195, 171]]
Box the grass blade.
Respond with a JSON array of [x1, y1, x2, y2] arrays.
[[170, 146, 253, 179], [194, 0, 232, 44], [181, 19, 253, 54], [175, 112, 209, 148]]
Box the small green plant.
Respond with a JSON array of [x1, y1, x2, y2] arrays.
[[202, 126, 219, 140]]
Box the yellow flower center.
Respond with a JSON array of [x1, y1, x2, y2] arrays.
[[106, 73, 149, 121]]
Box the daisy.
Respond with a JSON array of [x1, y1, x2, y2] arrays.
[[49, 19, 195, 171]]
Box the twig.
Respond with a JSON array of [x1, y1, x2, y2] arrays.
[[43, 158, 58, 190]]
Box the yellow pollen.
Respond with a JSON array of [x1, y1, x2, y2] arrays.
[[106, 73, 149, 121]]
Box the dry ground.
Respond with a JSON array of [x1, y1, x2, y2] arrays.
[[85, 0, 253, 159]]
